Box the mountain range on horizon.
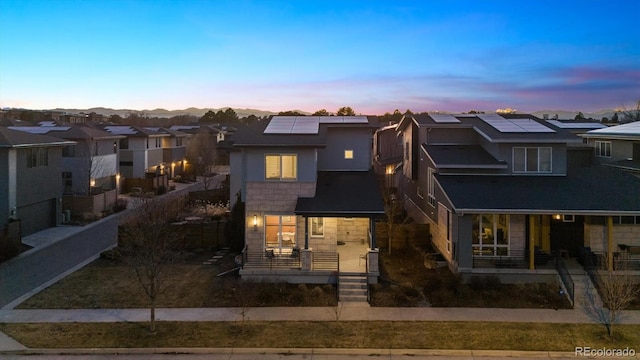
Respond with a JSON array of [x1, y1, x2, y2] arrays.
[[2, 106, 626, 121]]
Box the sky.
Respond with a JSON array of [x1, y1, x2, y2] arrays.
[[1, 0, 639, 115]]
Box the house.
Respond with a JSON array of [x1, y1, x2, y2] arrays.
[[395, 113, 640, 282], [169, 124, 235, 165], [581, 121, 640, 173], [372, 123, 403, 189], [230, 116, 385, 285], [0, 127, 75, 236], [101, 125, 179, 193], [7, 124, 124, 218]]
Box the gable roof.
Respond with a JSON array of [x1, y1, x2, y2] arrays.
[[584, 121, 640, 140]]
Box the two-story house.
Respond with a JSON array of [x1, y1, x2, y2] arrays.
[[395, 113, 640, 282], [101, 125, 178, 193], [230, 116, 384, 287], [0, 127, 74, 236], [582, 121, 640, 173]]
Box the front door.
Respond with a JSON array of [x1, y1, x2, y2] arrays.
[[550, 215, 584, 257]]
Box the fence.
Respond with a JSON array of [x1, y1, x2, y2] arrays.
[[472, 249, 556, 269]]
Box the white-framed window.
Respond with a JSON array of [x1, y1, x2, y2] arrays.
[[265, 215, 296, 251], [513, 147, 552, 173], [563, 215, 575, 223], [595, 141, 611, 157], [26, 148, 48, 168], [427, 167, 436, 207], [344, 150, 353, 159], [310, 217, 324, 237], [472, 214, 509, 256], [265, 154, 297, 180]]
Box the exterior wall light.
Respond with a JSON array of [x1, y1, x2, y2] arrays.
[[253, 215, 258, 229]]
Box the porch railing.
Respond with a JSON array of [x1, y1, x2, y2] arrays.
[[240, 245, 339, 271], [472, 249, 556, 269], [586, 250, 640, 271]]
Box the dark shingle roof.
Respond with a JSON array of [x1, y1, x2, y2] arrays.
[[0, 127, 75, 148], [437, 166, 640, 214], [423, 144, 507, 168], [295, 171, 385, 216]]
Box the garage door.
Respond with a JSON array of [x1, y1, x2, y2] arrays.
[[18, 198, 57, 236]]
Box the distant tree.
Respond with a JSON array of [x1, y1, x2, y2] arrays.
[[601, 117, 609, 123], [621, 99, 640, 123], [277, 110, 305, 116], [611, 113, 619, 123], [108, 114, 124, 124], [575, 112, 585, 121], [117, 196, 185, 333], [222, 108, 238, 123], [125, 112, 152, 126], [169, 114, 198, 125], [242, 114, 259, 124], [312, 109, 331, 116], [404, 109, 413, 115], [336, 106, 356, 116]]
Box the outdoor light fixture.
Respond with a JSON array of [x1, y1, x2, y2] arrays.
[[554, 214, 561, 220], [253, 215, 258, 229]]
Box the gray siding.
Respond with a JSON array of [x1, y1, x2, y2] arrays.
[[0, 149, 9, 226], [317, 128, 372, 171]]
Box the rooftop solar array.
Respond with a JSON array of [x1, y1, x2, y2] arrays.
[[478, 114, 555, 133], [546, 120, 606, 129], [429, 114, 461, 123], [264, 116, 368, 134], [104, 126, 138, 135], [8, 126, 70, 134]]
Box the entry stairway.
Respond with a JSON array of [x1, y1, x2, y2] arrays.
[[338, 272, 368, 302], [563, 258, 602, 309]]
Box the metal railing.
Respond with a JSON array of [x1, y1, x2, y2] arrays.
[[472, 249, 556, 269], [555, 256, 575, 306], [312, 251, 339, 271], [587, 251, 640, 271], [240, 245, 339, 272]]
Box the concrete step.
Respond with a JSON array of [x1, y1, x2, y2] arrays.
[[339, 273, 368, 303]]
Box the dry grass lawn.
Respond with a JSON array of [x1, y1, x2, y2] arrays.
[[17, 250, 337, 309], [1, 322, 638, 350]]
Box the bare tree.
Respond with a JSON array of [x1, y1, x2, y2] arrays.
[[620, 99, 640, 123], [186, 128, 218, 191], [584, 259, 640, 338], [117, 196, 185, 333]]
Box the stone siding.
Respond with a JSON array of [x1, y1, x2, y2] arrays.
[[585, 223, 640, 252]]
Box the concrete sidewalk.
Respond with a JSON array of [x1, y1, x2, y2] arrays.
[[1, 304, 639, 324]]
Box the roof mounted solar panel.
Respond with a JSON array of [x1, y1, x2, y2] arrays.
[[546, 120, 606, 129], [430, 114, 461, 123], [264, 117, 296, 134], [291, 117, 319, 134], [510, 118, 556, 133], [478, 114, 555, 133]]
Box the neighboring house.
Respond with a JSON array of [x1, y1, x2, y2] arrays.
[[0, 127, 75, 236], [230, 116, 385, 285], [146, 127, 190, 179], [8, 125, 124, 218], [101, 125, 172, 193], [395, 113, 640, 282], [581, 121, 640, 173], [169, 124, 235, 165], [372, 123, 403, 189]]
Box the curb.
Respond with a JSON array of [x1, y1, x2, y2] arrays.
[[0, 347, 588, 358]]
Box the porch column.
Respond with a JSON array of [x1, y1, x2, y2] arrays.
[[370, 217, 376, 249], [303, 216, 309, 250], [607, 216, 613, 272], [529, 216, 535, 270]]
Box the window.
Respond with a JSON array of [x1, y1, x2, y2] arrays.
[[265, 215, 296, 251], [427, 167, 436, 207], [417, 186, 424, 199], [26, 148, 48, 168], [265, 154, 297, 180], [156, 138, 162, 147], [62, 145, 75, 157], [595, 141, 611, 157], [119, 138, 129, 150], [513, 147, 552, 173], [176, 137, 183, 147], [472, 214, 509, 256], [310, 217, 324, 237], [344, 150, 353, 159], [612, 216, 640, 225], [562, 215, 575, 223]]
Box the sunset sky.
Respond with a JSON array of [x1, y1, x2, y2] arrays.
[[1, 0, 639, 114]]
